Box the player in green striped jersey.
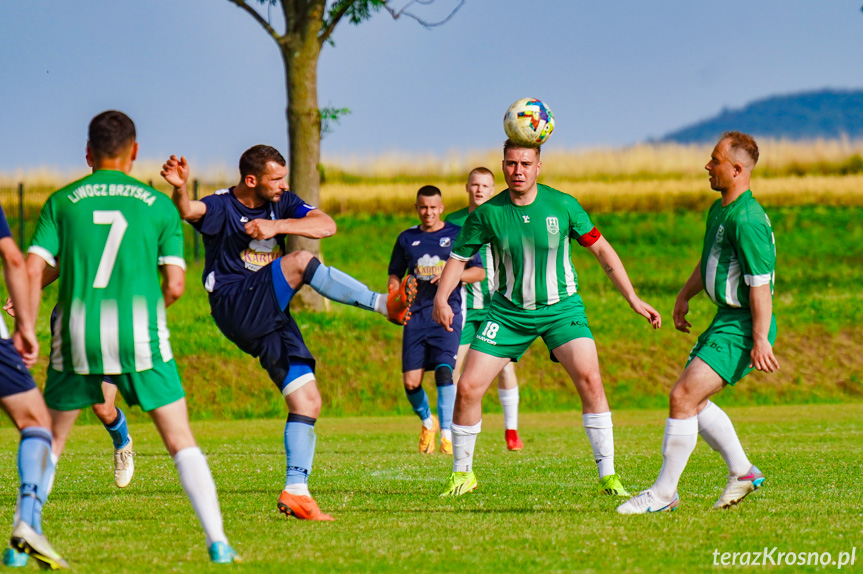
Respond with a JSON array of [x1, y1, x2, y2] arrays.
[[434, 140, 661, 498], [618, 132, 779, 515], [446, 167, 523, 451], [25, 111, 239, 563]]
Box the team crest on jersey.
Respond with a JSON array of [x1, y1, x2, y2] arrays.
[[241, 238, 282, 271], [440, 237, 451, 247], [546, 216, 559, 235], [715, 224, 725, 244]]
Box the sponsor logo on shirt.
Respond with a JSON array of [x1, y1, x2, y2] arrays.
[[415, 254, 446, 281], [546, 216, 559, 235], [241, 238, 282, 271]]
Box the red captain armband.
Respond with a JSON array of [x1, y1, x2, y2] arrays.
[[576, 227, 602, 247]]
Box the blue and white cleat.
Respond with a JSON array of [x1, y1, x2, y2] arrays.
[[616, 489, 679, 515], [208, 541, 241, 564], [713, 465, 765, 509], [2, 546, 28, 567]]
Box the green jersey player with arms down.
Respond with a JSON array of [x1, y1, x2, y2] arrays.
[[24, 111, 239, 563], [446, 167, 524, 451], [433, 140, 662, 497], [618, 132, 779, 515]]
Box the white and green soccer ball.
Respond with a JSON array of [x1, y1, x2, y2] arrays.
[[503, 98, 555, 147]]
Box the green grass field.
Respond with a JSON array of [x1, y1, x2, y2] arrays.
[[1, 404, 860, 572]]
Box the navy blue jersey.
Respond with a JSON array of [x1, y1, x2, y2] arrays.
[[191, 187, 314, 293], [0, 205, 12, 340], [388, 221, 482, 316], [0, 205, 11, 241]]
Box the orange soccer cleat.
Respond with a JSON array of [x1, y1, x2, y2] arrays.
[[277, 491, 335, 521], [387, 275, 418, 325]]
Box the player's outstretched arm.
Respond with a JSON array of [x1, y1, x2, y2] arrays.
[[160, 264, 186, 308], [245, 209, 336, 241], [433, 257, 468, 332], [749, 283, 779, 373], [673, 264, 703, 334], [586, 236, 661, 329], [162, 155, 207, 222]]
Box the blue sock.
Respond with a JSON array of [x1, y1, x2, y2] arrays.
[[405, 386, 431, 421], [284, 414, 317, 486], [303, 257, 378, 311], [18, 427, 53, 534], [435, 365, 455, 432], [104, 407, 130, 449]]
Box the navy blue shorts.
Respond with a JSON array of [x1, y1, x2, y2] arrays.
[[209, 261, 315, 387], [51, 305, 114, 386], [0, 338, 36, 398], [401, 313, 461, 373]]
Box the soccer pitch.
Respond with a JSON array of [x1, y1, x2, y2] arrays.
[[1, 404, 859, 572]]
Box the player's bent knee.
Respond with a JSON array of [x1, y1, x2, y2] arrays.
[[434, 365, 454, 387], [282, 372, 316, 398]]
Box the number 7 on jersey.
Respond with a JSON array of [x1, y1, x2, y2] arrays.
[[93, 210, 128, 288]]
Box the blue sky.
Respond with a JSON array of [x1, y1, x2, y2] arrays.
[[0, 1, 861, 171]]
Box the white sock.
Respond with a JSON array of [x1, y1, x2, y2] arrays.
[[498, 386, 519, 430], [452, 421, 481, 473], [373, 293, 388, 316], [46, 452, 59, 497], [283, 483, 311, 497], [174, 447, 228, 547], [583, 412, 615, 478], [652, 417, 698, 501], [441, 428, 452, 441], [422, 416, 435, 429], [698, 401, 752, 476]]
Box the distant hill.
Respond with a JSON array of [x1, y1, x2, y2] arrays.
[[660, 89, 863, 143]]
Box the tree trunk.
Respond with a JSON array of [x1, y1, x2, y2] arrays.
[[282, 20, 327, 310]]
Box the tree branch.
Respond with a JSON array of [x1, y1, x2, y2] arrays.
[[383, 0, 465, 29], [226, 0, 282, 42], [319, 0, 355, 45]]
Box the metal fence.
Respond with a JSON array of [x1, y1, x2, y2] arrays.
[[0, 180, 229, 263]]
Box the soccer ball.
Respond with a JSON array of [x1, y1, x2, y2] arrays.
[[503, 98, 555, 147]]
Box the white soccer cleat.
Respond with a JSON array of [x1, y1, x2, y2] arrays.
[[10, 521, 68, 570], [616, 489, 679, 515], [713, 465, 765, 509], [113, 436, 135, 488]]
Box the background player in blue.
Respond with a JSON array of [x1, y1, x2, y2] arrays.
[[164, 146, 401, 521], [0, 205, 67, 569], [388, 185, 484, 455]]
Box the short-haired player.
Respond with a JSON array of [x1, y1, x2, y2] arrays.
[[388, 185, 484, 454], [434, 140, 662, 498], [446, 167, 523, 451]]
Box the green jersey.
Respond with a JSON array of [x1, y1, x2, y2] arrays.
[[446, 206, 495, 312], [700, 190, 775, 310], [29, 170, 185, 375], [451, 184, 599, 310]]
